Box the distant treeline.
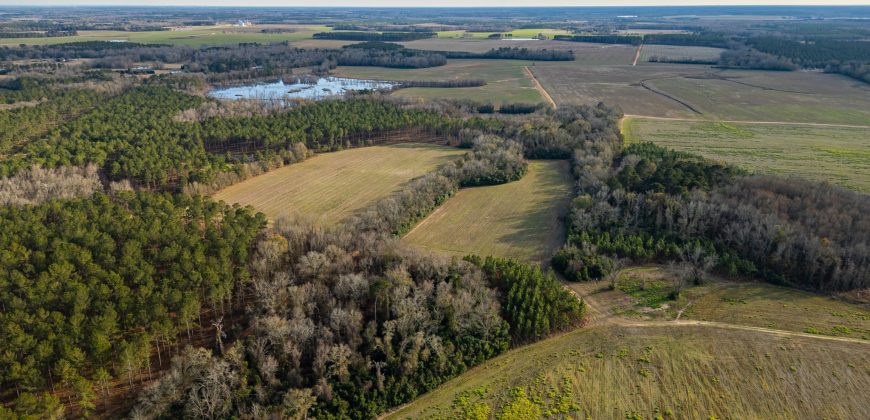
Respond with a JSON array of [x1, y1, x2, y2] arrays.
[[445, 47, 574, 61], [0, 30, 78, 38], [313, 31, 436, 41], [745, 36, 870, 83], [554, 33, 729, 48]]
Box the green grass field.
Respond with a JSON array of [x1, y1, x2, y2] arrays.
[[211, 144, 464, 224], [402, 160, 572, 263], [388, 323, 870, 419], [0, 25, 332, 46], [623, 118, 870, 192], [333, 59, 543, 104]]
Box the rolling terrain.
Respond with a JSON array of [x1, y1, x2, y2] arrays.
[[388, 269, 870, 420]]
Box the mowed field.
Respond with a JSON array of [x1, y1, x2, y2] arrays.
[[388, 323, 870, 419], [0, 24, 332, 46], [623, 118, 870, 192], [212, 144, 464, 224], [333, 59, 543, 104], [403, 160, 572, 263]]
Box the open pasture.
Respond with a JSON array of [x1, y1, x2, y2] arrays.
[[333, 59, 543, 104], [403, 160, 572, 263], [623, 117, 870, 192], [0, 24, 332, 46], [388, 323, 870, 419], [212, 144, 464, 224]]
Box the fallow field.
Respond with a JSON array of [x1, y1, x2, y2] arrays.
[[623, 118, 870, 192], [212, 143, 463, 224], [387, 323, 870, 419], [402, 160, 572, 263]]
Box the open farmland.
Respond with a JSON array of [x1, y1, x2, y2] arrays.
[[531, 62, 707, 117], [403, 160, 572, 263], [646, 70, 870, 125], [0, 24, 331, 46], [333, 59, 543, 104], [532, 61, 870, 124], [387, 323, 870, 419], [639, 44, 724, 62], [623, 118, 870, 192], [212, 144, 464, 224]]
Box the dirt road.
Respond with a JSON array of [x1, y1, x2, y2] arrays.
[[524, 66, 557, 109]]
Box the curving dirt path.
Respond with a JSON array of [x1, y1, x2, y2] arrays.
[[568, 279, 870, 346], [524, 66, 557, 109]]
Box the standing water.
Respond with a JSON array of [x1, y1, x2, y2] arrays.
[[208, 77, 396, 102]]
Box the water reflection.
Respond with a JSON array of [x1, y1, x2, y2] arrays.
[[208, 77, 395, 102]]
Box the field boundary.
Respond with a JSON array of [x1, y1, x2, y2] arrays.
[[524, 66, 557, 108]]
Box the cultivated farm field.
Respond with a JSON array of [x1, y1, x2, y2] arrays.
[[647, 70, 870, 125], [333, 59, 543, 104], [639, 44, 725, 62], [212, 143, 464, 224], [623, 118, 870, 192], [403, 160, 572, 263], [388, 323, 870, 419]]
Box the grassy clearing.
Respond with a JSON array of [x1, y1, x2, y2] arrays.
[[568, 266, 870, 338], [212, 144, 464, 225], [0, 25, 331, 46], [388, 323, 870, 419], [683, 282, 870, 339], [623, 117, 870, 192], [403, 160, 572, 263], [333, 59, 542, 104]]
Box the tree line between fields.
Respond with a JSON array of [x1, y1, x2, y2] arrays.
[[0, 70, 868, 418]]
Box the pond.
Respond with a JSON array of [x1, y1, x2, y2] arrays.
[[208, 77, 396, 102]]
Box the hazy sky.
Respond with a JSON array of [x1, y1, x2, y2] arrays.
[[2, 0, 868, 6]]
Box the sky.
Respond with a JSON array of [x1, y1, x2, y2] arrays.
[[1, 0, 868, 6]]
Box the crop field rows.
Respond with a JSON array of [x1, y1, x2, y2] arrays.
[[212, 143, 464, 224], [403, 160, 572, 263]]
